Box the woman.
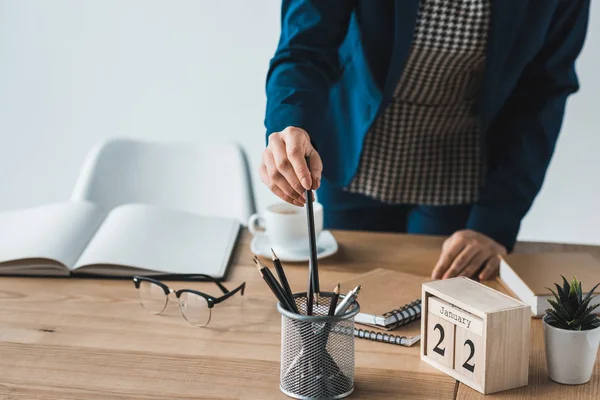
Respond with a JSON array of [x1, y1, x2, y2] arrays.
[[260, 1, 589, 280]]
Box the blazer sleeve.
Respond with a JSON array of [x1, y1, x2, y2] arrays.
[[264, 1, 354, 141], [466, 0, 590, 251]]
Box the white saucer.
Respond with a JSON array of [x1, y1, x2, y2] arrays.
[[250, 231, 339, 262]]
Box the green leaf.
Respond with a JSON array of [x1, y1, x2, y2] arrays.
[[582, 283, 600, 303], [548, 319, 571, 330], [547, 287, 561, 304], [555, 283, 568, 304], [546, 309, 561, 320], [577, 280, 583, 303], [573, 297, 594, 320], [570, 276, 579, 297], [579, 313, 600, 330], [589, 319, 600, 329], [562, 275, 570, 297], [585, 302, 600, 316], [564, 296, 579, 317], [547, 310, 571, 329], [548, 299, 569, 320]]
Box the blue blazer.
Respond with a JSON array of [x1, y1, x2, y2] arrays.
[[264, 0, 589, 249]]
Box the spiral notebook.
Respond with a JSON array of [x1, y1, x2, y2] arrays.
[[354, 306, 421, 346], [341, 268, 430, 346]]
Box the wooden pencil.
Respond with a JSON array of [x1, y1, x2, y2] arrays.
[[306, 268, 314, 316], [304, 156, 320, 308], [254, 257, 296, 313], [271, 249, 298, 314], [328, 283, 340, 317]]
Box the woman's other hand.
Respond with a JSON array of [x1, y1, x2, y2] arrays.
[[260, 126, 323, 207], [431, 230, 507, 281]]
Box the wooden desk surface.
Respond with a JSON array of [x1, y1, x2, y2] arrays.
[[0, 231, 598, 400]]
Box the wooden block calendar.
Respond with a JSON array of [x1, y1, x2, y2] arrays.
[[421, 277, 531, 394]]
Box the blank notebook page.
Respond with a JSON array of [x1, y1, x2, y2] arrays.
[[74, 204, 239, 278], [0, 202, 106, 268]]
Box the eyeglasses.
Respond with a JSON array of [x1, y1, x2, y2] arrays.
[[132, 274, 246, 327]]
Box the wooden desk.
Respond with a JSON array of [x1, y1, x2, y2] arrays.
[[0, 231, 598, 399]]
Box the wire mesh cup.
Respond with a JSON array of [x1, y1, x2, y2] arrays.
[[278, 292, 360, 400]]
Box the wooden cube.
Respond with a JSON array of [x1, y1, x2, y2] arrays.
[[421, 277, 530, 394]]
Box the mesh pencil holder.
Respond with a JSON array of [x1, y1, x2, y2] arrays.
[[278, 292, 360, 400]]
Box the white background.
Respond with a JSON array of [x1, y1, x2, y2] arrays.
[[0, 0, 598, 244]]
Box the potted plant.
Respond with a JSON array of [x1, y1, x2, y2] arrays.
[[543, 276, 600, 385]]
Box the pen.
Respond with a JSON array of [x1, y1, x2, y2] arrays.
[[334, 285, 361, 316]]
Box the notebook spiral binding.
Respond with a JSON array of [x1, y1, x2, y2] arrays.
[[354, 328, 419, 346], [382, 299, 422, 329]]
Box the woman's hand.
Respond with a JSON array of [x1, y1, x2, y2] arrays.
[[431, 230, 507, 281], [260, 126, 323, 207]]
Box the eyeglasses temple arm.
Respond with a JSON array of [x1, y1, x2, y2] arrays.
[[165, 273, 230, 294], [213, 282, 246, 304]]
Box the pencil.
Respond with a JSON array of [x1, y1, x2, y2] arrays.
[[254, 258, 295, 313], [328, 283, 340, 317], [263, 262, 297, 313], [271, 249, 298, 314], [304, 156, 320, 297], [306, 268, 314, 316], [254, 257, 292, 311]]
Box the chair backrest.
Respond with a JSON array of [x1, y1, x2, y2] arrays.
[[71, 138, 256, 224]]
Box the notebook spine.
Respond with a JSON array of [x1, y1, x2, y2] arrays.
[[353, 328, 413, 346], [382, 299, 422, 329]]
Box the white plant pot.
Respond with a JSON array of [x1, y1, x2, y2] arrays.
[[543, 316, 600, 385]]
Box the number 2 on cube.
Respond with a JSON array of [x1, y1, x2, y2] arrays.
[[462, 339, 476, 372], [455, 327, 483, 384], [426, 314, 455, 368]]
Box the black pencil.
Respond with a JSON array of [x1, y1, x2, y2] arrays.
[[304, 156, 320, 297], [254, 257, 296, 313], [306, 267, 314, 316], [328, 283, 340, 317], [263, 262, 296, 313], [271, 249, 298, 314]]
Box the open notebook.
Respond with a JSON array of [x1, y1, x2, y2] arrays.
[[0, 202, 240, 278]]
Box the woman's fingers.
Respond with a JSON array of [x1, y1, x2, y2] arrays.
[[479, 255, 502, 281], [261, 151, 305, 206], [261, 126, 322, 202], [459, 252, 489, 279], [269, 134, 306, 199], [308, 150, 323, 190], [281, 127, 313, 191], [259, 164, 300, 206], [442, 245, 479, 279], [432, 234, 466, 279]]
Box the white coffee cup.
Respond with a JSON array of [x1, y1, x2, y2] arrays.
[[248, 202, 323, 255]]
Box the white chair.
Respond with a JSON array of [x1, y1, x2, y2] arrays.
[[71, 138, 256, 225]]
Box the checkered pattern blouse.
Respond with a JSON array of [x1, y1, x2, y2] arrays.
[[347, 0, 491, 205]]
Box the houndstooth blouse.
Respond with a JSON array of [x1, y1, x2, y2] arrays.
[[347, 0, 491, 205]]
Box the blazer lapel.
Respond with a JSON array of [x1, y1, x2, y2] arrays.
[[381, 0, 419, 106], [480, 0, 529, 116]]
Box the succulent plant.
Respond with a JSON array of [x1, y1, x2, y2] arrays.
[[545, 276, 600, 331]]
